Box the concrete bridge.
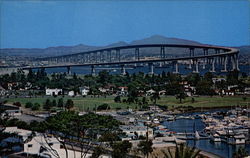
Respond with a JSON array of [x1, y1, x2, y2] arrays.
[[22, 44, 239, 75]]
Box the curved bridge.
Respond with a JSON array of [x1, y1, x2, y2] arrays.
[[23, 44, 239, 75]]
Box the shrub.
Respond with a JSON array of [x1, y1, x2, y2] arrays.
[[31, 103, 40, 111], [97, 103, 110, 111], [25, 102, 33, 108]]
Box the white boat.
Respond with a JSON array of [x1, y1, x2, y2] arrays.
[[211, 133, 221, 142], [153, 118, 160, 124], [195, 131, 200, 140]]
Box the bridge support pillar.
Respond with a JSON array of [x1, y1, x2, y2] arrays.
[[221, 56, 228, 72], [121, 65, 126, 75], [231, 54, 240, 71], [67, 66, 71, 75], [188, 59, 192, 69], [210, 58, 216, 72], [91, 65, 96, 76], [173, 61, 179, 74], [135, 48, 140, 61], [116, 49, 121, 62], [193, 59, 199, 73], [235, 54, 239, 71], [148, 63, 154, 75]]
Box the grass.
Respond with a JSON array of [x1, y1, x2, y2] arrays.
[[4, 95, 250, 111]]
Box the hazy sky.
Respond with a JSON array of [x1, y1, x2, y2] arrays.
[[0, 0, 249, 48]]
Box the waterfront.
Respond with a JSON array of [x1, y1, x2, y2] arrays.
[[163, 112, 250, 158]]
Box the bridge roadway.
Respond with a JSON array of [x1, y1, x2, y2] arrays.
[[22, 44, 239, 74], [36, 44, 237, 60]]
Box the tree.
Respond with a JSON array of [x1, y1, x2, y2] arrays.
[[65, 99, 74, 110], [233, 147, 248, 158], [90, 146, 104, 158], [176, 91, 186, 103], [97, 103, 110, 111], [57, 98, 64, 108], [52, 99, 57, 107], [44, 99, 52, 111], [25, 102, 33, 108], [161, 143, 201, 158], [31, 103, 40, 111], [137, 140, 153, 158], [13, 102, 22, 107], [114, 96, 121, 103], [150, 91, 160, 105], [111, 140, 132, 158]]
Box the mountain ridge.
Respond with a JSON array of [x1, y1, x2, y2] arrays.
[[0, 35, 249, 57]]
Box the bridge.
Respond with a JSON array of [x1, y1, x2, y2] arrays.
[[22, 44, 239, 75]]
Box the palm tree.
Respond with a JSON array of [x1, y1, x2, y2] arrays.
[[161, 143, 201, 158]]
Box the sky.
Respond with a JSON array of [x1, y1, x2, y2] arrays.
[[0, 0, 249, 48]]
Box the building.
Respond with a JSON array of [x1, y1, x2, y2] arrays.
[[146, 89, 155, 96], [45, 88, 62, 96], [4, 127, 93, 158], [79, 86, 89, 96], [117, 86, 128, 96], [0, 104, 22, 117], [120, 125, 154, 139], [68, 90, 74, 96]]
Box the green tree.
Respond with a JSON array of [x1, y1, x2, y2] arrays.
[[58, 98, 64, 108], [52, 99, 57, 107], [90, 146, 104, 158], [65, 99, 74, 110], [25, 102, 33, 108], [138, 140, 153, 158], [31, 103, 40, 111], [150, 91, 160, 105], [176, 91, 186, 103], [44, 99, 52, 111], [111, 140, 132, 158], [114, 96, 121, 103]]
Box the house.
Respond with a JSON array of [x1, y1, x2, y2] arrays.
[[120, 125, 154, 139], [79, 86, 89, 96], [146, 89, 155, 96], [159, 90, 166, 95], [68, 90, 74, 96], [117, 86, 128, 96], [45, 88, 62, 96], [212, 78, 226, 84]]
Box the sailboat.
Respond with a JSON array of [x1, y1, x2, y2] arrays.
[[195, 131, 200, 140]]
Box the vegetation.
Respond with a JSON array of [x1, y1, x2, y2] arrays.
[[137, 140, 153, 158], [161, 143, 201, 158]]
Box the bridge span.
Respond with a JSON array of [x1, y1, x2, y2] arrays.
[[22, 44, 239, 75]]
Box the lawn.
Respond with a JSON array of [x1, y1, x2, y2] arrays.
[[4, 95, 250, 111]]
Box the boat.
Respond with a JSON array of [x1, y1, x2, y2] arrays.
[[195, 131, 200, 140], [211, 133, 221, 142]]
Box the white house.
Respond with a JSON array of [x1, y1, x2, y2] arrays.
[[79, 86, 90, 96], [45, 88, 62, 96], [146, 89, 155, 96], [68, 90, 74, 97]]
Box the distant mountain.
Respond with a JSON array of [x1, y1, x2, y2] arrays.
[[130, 35, 202, 45], [0, 35, 249, 59]]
